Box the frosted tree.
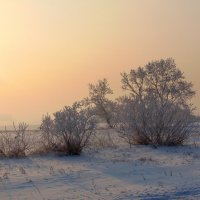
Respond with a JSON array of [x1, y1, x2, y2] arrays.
[[118, 58, 198, 146], [40, 102, 96, 155], [40, 114, 57, 151], [87, 79, 116, 128], [53, 102, 96, 155]]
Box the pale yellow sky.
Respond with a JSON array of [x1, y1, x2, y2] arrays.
[[0, 0, 200, 125]]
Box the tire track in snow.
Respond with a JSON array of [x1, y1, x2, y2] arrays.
[[30, 157, 108, 200], [0, 175, 12, 200], [17, 161, 45, 200], [0, 159, 17, 200], [1, 158, 45, 200]]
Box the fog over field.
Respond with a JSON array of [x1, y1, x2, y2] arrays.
[[0, 1, 200, 199]]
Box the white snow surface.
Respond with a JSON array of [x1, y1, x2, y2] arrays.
[[0, 129, 200, 200]]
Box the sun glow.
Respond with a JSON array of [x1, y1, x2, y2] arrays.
[[0, 0, 200, 125]]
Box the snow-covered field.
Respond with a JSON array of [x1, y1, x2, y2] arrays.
[[0, 129, 200, 200]]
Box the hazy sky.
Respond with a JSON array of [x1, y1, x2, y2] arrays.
[[0, 0, 200, 125]]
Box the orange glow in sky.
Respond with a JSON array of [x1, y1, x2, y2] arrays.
[[0, 0, 200, 125]]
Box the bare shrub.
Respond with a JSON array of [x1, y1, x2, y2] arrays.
[[138, 157, 156, 162], [0, 122, 32, 157], [118, 58, 198, 146]]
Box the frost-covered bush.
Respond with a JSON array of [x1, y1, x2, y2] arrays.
[[0, 123, 32, 157], [40, 114, 58, 152], [40, 102, 96, 155], [87, 79, 117, 128], [118, 58, 198, 146]]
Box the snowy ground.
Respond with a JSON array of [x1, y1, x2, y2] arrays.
[[0, 129, 199, 200]]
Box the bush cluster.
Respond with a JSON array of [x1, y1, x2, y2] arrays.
[[0, 58, 199, 158]]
